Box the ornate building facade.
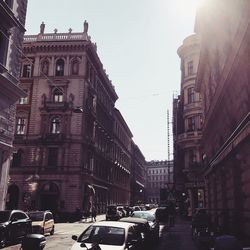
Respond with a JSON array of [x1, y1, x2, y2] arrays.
[[7, 22, 134, 218], [195, 0, 250, 239], [0, 0, 27, 209], [174, 34, 205, 216], [146, 160, 173, 204], [130, 142, 146, 206]]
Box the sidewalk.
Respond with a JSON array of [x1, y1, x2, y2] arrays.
[[77, 213, 106, 223], [157, 216, 197, 250]]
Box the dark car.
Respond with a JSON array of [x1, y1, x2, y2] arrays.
[[106, 205, 122, 221], [155, 206, 169, 223], [0, 210, 32, 248], [119, 217, 151, 246], [131, 211, 160, 241]]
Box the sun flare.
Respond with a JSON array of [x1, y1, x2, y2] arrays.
[[174, 0, 206, 16]]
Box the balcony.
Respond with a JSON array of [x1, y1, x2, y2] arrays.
[[183, 101, 202, 114], [41, 133, 65, 142], [44, 101, 69, 112], [177, 130, 202, 145]]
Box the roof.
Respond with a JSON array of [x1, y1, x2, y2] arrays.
[[119, 217, 148, 224], [92, 221, 135, 229]]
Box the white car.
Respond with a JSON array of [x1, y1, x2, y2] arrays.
[[70, 221, 143, 250]]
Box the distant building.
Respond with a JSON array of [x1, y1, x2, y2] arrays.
[[0, 0, 27, 209], [130, 143, 146, 205], [146, 160, 173, 204], [8, 22, 136, 218], [174, 34, 205, 216]]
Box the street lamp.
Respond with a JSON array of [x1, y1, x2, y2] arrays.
[[73, 106, 83, 113]]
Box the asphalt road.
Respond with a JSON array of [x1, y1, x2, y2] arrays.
[[4, 221, 99, 250], [3, 215, 200, 250]]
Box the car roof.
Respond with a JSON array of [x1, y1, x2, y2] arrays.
[[120, 217, 148, 224], [92, 221, 135, 229], [28, 210, 51, 213], [1, 210, 27, 214]]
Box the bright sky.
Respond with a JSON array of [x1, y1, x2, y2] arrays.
[[25, 0, 199, 161]]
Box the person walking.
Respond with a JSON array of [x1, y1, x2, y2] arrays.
[[91, 206, 97, 222]]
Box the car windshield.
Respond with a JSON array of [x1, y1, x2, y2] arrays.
[[0, 211, 11, 223], [28, 212, 44, 221], [78, 225, 125, 246], [132, 212, 155, 222], [107, 206, 117, 213]]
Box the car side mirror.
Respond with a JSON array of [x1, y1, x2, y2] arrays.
[[80, 242, 87, 248], [11, 217, 18, 222], [72, 235, 78, 241]]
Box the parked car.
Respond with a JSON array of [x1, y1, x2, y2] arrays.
[[131, 211, 160, 241], [117, 206, 126, 217], [106, 205, 123, 221], [0, 210, 32, 248], [119, 217, 151, 246], [132, 206, 141, 212], [28, 210, 55, 235], [70, 221, 143, 250]]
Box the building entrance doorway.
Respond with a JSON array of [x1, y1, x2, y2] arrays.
[[6, 185, 19, 209], [39, 182, 59, 215]]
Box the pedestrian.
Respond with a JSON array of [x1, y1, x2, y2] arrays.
[[91, 206, 97, 222], [167, 202, 176, 227]]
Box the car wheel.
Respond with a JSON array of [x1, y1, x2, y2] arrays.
[[0, 231, 8, 248], [50, 226, 55, 235]]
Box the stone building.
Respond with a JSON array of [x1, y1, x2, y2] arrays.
[[146, 160, 173, 204], [130, 142, 146, 206], [8, 22, 133, 218], [0, 0, 27, 209], [195, 0, 250, 238], [174, 34, 205, 216]]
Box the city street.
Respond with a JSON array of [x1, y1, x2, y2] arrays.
[[4, 215, 199, 250]]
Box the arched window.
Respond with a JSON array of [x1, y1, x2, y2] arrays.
[[51, 117, 61, 134], [55, 59, 64, 76], [53, 88, 63, 102], [71, 60, 79, 75]]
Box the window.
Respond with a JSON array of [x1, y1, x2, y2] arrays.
[[16, 118, 26, 135], [53, 89, 63, 102], [47, 148, 58, 167], [19, 90, 29, 104], [55, 59, 64, 76], [187, 61, 193, 75], [12, 149, 23, 168], [51, 117, 61, 134], [187, 116, 195, 132], [187, 87, 195, 103], [22, 64, 31, 78], [0, 32, 9, 66]]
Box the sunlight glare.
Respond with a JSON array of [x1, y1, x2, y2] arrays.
[[174, 0, 206, 17]]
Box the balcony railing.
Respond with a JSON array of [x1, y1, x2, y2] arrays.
[[44, 101, 69, 111], [24, 32, 90, 43], [177, 130, 202, 143]]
